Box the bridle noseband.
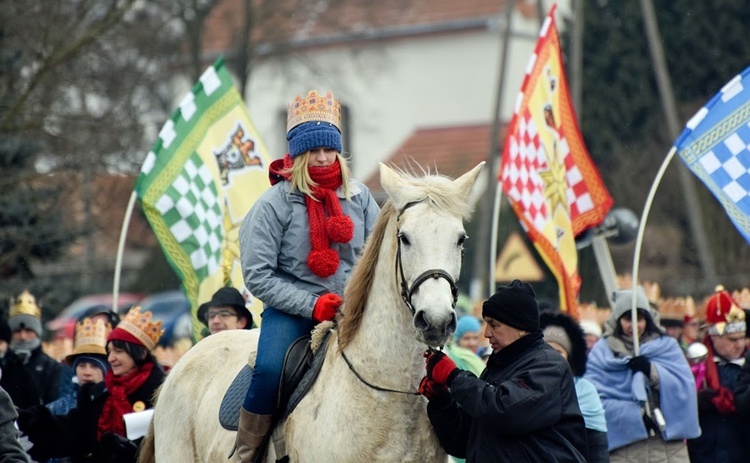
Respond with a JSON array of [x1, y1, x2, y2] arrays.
[[395, 199, 459, 315]]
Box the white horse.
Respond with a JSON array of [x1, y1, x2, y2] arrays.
[[139, 161, 485, 463]]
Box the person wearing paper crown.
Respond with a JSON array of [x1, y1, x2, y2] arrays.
[[45, 317, 112, 420], [17, 307, 166, 463], [235, 89, 379, 461], [42, 317, 111, 463], [687, 286, 750, 462], [0, 315, 42, 409], [584, 286, 700, 461], [8, 289, 74, 404]]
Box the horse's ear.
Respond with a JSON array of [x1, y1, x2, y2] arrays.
[[453, 162, 486, 204], [379, 163, 409, 205]]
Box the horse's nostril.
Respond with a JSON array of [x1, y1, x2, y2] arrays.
[[413, 310, 429, 331], [447, 312, 457, 334]]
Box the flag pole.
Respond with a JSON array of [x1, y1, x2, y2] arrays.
[[489, 187, 504, 294], [112, 191, 138, 312], [630, 146, 676, 354], [474, 0, 515, 300]]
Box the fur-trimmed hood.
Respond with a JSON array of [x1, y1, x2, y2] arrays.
[[539, 311, 588, 377]]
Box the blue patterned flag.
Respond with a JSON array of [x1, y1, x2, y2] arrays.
[[676, 66, 750, 244], [135, 57, 272, 339]]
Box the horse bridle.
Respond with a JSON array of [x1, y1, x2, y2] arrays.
[[341, 199, 459, 396], [395, 199, 459, 315]]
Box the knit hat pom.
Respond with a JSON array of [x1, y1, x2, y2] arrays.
[[327, 215, 354, 243], [308, 249, 339, 278]]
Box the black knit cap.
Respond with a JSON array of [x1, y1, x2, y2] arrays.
[[482, 279, 540, 332]]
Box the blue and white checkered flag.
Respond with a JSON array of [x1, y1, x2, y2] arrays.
[[676, 66, 750, 244]]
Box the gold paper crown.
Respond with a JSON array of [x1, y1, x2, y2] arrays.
[[66, 318, 111, 364], [286, 90, 341, 132], [9, 290, 41, 320], [117, 306, 163, 351]]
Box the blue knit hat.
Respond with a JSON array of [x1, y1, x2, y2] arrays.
[[72, 354, 109, 375], [287, 121, 342, 158], [454, 315, 482, 342]]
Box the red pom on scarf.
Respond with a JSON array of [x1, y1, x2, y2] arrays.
[[308, 249, 339, 278], [327, 215, 354, 243]]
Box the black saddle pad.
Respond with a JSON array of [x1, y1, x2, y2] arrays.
[[219, 364, 253, 431]]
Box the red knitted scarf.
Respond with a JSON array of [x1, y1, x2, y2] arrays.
[[277, 154, 354, 277], [703, 337, 736, 414], [98, 362, 154, 439]]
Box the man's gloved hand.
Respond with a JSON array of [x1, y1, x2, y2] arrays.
[[712, 386, 736, 414], [642, 413, 660, 436], [425, 350, 460, 387], [419, 376, 450, 406], [627, 355, 651, 376], [697, 388, 719, 414], [312, 293, 342, 323], [100, 433, 139, 462]]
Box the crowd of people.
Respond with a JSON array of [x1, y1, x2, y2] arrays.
[[2, 88, 750, 463]]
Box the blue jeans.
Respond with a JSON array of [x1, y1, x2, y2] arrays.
[[243, 306, 315, 414]]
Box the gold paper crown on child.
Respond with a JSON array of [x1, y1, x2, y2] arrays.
[[9, 290, 41, 319], [72, 318, 111, 356], [118, 306, 164, 351], [286, 90, 341, 132]]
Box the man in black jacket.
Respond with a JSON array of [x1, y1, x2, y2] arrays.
[[420, 279, 588, 462], [0, 316, 41, 409], [8, 290, 73, 404]]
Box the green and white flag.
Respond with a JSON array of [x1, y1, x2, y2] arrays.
[[135, 57, 271, 340]]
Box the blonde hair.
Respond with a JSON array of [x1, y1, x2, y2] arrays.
[[283, 152, 352, 200]]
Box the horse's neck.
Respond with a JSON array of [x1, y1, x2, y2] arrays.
[[344, 230, 425, 386]]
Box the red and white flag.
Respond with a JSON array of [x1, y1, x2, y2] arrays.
[[500, 4, 613, 316]]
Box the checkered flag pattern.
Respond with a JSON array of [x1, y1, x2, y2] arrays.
[[497, 4, 612, 314], [502, 108, 597, 233], [676, 66, 750, 244], [133, 57, 273, 340], [154, 152, 223, 279]]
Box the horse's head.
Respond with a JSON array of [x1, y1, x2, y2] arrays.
[[380, 162, 485, 347]]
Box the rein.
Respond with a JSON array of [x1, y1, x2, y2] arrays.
[[340, 349, 420, 395], [395, 199, 459, 315]]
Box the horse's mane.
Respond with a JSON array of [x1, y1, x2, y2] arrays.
[[338, 202, 396, 350], [390, 167, 477, 220], [337, 169, 476, 350]]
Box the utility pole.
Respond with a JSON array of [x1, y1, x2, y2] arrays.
[[639, 0, 717, 289], [470, 0, 515, 300]]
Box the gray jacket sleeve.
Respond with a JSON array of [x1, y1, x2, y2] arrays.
[[239, 194, 317, 318], [0, 387, 30, 463]]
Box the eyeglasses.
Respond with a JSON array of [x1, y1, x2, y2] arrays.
[[206, 309, 237, 321]]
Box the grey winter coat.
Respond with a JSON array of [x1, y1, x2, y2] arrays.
[[239, 179, 379, 318]]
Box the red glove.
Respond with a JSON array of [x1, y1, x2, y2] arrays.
[[419, 376, 450, 404], [712, 386, 736, 414], [425, 350, 459, 387], [312, 293, 342, 323]]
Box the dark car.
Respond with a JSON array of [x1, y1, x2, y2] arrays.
[[125, 290, 192, 346], [46, 293, 144, 341]]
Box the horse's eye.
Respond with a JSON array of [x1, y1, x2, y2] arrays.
[[398, 232, 411, 246], [457, 234, 468, 246]]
